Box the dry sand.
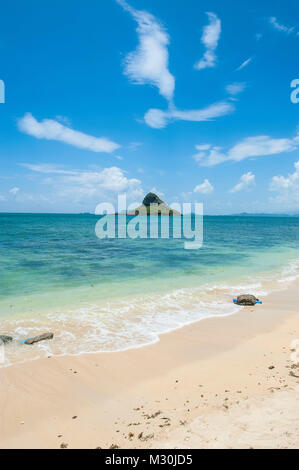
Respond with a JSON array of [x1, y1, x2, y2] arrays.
[[0, 281, 298, 449]]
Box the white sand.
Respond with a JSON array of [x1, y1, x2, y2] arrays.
[[0, 281, 298, 449]]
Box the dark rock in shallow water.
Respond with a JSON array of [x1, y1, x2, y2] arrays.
[[236, 294, 259, 306], [0, 335, 13, 344], [24, 332, 54, 345]]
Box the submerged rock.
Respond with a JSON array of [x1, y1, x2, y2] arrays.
[[24, 332, 54, 345], [236, 294, 259, 306], [0, 335, 13, 344]]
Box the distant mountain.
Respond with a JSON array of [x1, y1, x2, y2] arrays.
[[126, 192, 181, 216], [231, 212, 299, 217]]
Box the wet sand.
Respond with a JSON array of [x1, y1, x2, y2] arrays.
[[0, 281, 298, 449]]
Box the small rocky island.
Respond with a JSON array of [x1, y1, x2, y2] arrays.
[[127, 192, 181, 216]]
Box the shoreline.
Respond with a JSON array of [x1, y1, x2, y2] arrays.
[[0, 279, 298, 448], [1, 255, 299, 366]]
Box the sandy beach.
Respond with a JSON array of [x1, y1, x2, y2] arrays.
[[0, 281, 298, 449], [1, 0, 299, 453]]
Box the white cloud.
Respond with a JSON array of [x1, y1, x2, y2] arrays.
[[227, 136, 295, 161], [269, 17, 297, 35], [67, 166, 141, 193], [193, 146, 226, 165], [230, 172, 255, 193], [194, 12, 221, 70], [194, 179, 214, 194], [144, 108, 168, 128], [144, 101, 235, 129], [270, 162, 299, 190], [117, 0, 175, 101], [270, 161, 299, 209], [193, 131, 298, 166], [226, 82, 246, 96], [193, 144, 212, 162], [9, 187, 20, 196], [195, 144, 211, 151], [235, 57, 253, 71], [23, 163, 143, 201], [18, 113, 120, 153]]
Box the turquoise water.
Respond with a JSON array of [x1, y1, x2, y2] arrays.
[[0, 214, 299, 364]]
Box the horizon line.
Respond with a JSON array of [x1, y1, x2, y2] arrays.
[[0, 211, 298, 217]]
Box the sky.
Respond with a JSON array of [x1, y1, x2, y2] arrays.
[[0, 0, 299, 214]]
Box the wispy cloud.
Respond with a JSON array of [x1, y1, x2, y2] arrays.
[[194, 12, 221, 70], [269, 17, 298, 35], [194, 179, 214, 194], [18, 113, 120, 153], [116, 0, 175, 101], [144, 101, 235, 129], [235, 57, 253, 71], [230, 172, 255, 193], [9, 187, 20, 196], [22, 163, 77, 174], [193, 130, 299, 166], [226, 82, 247, 96], [117, 3, 234, 130], [128, 141, 142, 151]]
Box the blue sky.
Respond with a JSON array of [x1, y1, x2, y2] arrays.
[[0, 0, 299, 214]]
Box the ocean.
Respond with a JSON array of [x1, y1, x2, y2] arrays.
[[0, 213, 298, 366]]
